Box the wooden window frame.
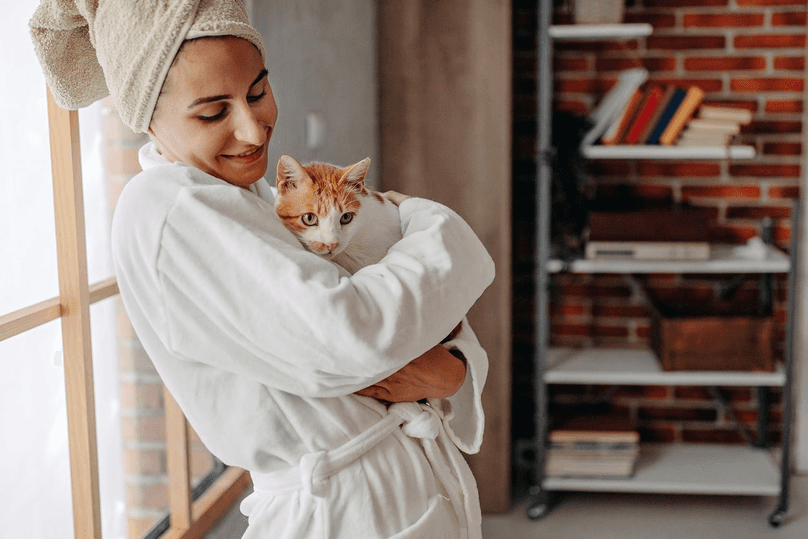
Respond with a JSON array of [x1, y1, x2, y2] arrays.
[[0, 90, 249, 539]]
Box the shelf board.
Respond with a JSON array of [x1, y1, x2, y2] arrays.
[[582, 145, 756, 160], [547, 244, 790, 274], [546, 347, 785, 387], [549, 24, 653, 40], [544, 443, 780, 495]]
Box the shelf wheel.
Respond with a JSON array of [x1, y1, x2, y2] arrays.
[[768, 511, 785, 528], [527, 501, 549, 521]]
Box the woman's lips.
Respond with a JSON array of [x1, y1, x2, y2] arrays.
[[224, 143, 265, 164]]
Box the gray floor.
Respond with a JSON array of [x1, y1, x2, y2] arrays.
[[205, 476, 808, 538]]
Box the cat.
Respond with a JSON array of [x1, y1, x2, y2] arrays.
[[274, 154, 402, 275], [274, 154, 462, 342]]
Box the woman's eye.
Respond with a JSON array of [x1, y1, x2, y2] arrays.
[[340, 213, 353, 225], [302, 213, 318, 226], [247, 90, 266, 103], [198, 107, 227, 122]]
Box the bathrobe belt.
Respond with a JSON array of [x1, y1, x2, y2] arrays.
[[249, 401, 479, 533]]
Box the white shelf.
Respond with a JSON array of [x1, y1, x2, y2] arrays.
[[582, 144, 756, 160], [546, 347, 785, 387], [547, 244, 790, 274], [544, 443, 780, 495], [549, 24, 653, 40]]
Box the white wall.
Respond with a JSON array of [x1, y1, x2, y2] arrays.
[[251, 0, 379, 187]]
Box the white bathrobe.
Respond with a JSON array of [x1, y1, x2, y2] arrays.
[[111, 143, 496, 539]]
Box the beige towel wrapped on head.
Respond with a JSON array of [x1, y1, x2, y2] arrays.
[[30, 0, 266, 133]]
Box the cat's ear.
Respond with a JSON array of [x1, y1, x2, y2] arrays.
[[277, 155, 307, 194], [340, 158, 371, 191]]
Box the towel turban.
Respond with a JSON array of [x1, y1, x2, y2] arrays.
[[29, 0, 266, 133]]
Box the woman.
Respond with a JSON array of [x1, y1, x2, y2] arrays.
[[31, 1, 495, 537]]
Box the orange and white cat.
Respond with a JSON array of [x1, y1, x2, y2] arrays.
[[274, 154, 403, 275], [274, 154, 464, 343]]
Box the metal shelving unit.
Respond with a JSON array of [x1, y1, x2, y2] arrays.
[[529, 7, 798, 528]]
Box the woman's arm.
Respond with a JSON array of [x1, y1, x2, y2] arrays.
[[355, 345, 467, 402]]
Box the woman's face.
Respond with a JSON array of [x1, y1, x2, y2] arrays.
[[148, 37, 278, 188]]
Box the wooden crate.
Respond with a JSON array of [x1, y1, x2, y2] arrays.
[[647, 291, 774, 373]]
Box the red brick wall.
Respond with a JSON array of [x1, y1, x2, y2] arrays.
[[512, 0, 804, 449]]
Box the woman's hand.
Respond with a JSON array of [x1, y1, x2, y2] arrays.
[[382, 190, 411, 206], [356, 345, 467, 403]]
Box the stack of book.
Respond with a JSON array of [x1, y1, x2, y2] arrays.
[[676, 105, 753, 147], [585, 70, 752, 148], [545, 412, 640, 479]]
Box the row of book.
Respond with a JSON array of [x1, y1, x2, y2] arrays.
[[545, 412, 640, 479], [583, 68, 753, 149]]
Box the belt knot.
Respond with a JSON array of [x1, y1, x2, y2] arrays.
[[388, 402, 441, 440]]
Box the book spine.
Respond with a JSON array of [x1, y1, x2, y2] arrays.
[[659, 87, 705, 146], [623, 85, 663, 144], [646, 88, 687, 145]]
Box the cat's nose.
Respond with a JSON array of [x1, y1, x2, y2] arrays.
[[323, 242, 339, 252]]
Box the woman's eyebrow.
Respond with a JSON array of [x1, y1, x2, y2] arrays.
[[187, 69, 269, 109]]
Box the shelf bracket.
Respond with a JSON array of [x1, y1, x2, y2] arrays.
[[707, 386, 755, 446]]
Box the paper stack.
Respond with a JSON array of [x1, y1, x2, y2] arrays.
[[676, 105, 753, 147], [545, 412, 640, 478]]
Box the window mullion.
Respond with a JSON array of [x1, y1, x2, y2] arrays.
[[46, 88, 102, 539]]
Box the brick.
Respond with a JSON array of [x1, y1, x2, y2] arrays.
[[624, 13, 677, 29], [556, 41, 639, 53], [726, 205, 793, 219], [555, 77, 616, 94], [647, 35, 726, 50], [613, 386, 672, 400], [769, 185, 801, 197], [550, 303, 587, 316], [638, 406, 718, 422], [674, 387, 753, 402], [684, 56, 765, 71], [774, 225, 793, 244], [731, 78, 804, 92], [551, 323, 591, 337], [596, 57, 676, 72], [681, 185, 761, 199], [709, 225, 759, 242], [592, 304, 651, 318], [593, 324, 630, 337], [772, 11, 808, 25], [638, 426, 678, 443], [553, 57, 590, 72], [737, 0, 806, 5], [645, 0, 728, 6], [729, 164, 801, 177], [637, 162, 721, 177], [734, 34, 806, 49], [649, 77, 723, 92], [700, 99, 758, 112], [765, 99, 803, 113], [741, 120, 803, 134], [683, 13, 764, 27], [774, 56, 806, 70], [681, 429, 746, 444], [554, 99, 589, 115], [595, 183, 675, 202]]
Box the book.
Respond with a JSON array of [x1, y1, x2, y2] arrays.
[[646, 88, 687, 145], [699, 105, 753, 125], [582, 68, 649, 148], [659, 86, 705, 145], [637, 86, 677, 144], [585, 241, 711, 261], [601, 88, 643, 145], [623, 85, 664, 144], [549, 412, 640, 445], [685, 118, 742, 134]]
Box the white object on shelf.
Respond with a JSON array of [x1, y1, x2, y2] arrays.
[[582, 144, 756, 160], [544, 443, 780, 495], [549, 24, 653, 40], [548, 243, 790, 274], [545, 347, 786, 387]]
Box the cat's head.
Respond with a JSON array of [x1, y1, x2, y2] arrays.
[[274, 154, 371, 258]]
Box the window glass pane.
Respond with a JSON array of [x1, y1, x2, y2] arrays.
[[1, 2, 58, 314], [0, 320, 73, 539]]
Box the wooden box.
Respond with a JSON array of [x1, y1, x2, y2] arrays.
[[647, 290, 774, 372]]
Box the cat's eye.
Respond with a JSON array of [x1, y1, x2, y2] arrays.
[[340, 213, 354, 225], [302, 213, 318, 226]]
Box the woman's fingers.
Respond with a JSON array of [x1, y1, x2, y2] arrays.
[[382, 190, 411, 206]]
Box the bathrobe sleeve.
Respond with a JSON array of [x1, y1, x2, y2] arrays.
[[116, 166, 495, 399]]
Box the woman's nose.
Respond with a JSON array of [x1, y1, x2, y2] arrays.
[[233, 105, 266, 146]]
